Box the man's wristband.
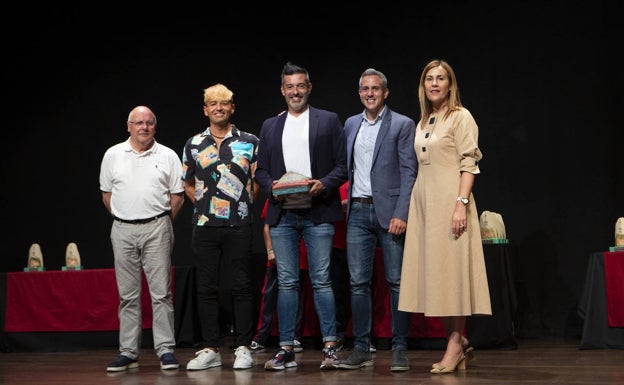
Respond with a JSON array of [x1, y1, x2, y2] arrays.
[[267, 249, 274, 254]]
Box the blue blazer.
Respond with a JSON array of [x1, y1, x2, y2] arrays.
[[255, 106, 348, 226], [344, 107, 417, 228]]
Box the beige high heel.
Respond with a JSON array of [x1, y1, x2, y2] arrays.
[[430, 354, 466, 374], [432, 338, 475, 368]]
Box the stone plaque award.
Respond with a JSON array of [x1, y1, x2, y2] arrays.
[[272, 172, 312, 196], [62, 242, 83, 271], [24, 243, 45, 272], [480, 211, 508, 244]]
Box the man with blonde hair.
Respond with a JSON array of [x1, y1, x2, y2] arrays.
[[182, 83, 260, 371]]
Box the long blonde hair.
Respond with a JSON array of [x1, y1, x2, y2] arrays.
[[418, 59, 463, 128]]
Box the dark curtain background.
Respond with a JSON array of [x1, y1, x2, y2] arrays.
[[1, 1, 622, 339]]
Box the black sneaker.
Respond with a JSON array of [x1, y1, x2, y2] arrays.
[[160, 352, 180, 370], [264, 348, 297, 370], [107, 355, 139, 372], [338, 349, 373, 370], [250, 341, 266, 354], [320, 345, 339, 370]]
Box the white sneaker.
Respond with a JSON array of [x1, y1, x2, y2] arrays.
[[293, 339, 303, 353], [233, 346, 254, 369], [186, 348, 222, 370]]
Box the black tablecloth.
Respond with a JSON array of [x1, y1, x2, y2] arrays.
[[577, 252, 624, 349], [466, 242, 518, 350]]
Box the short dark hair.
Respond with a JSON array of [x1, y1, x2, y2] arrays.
[[281, 61, 310, 84]]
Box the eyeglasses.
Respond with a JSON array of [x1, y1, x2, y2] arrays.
[[128, 120, 156, 127]]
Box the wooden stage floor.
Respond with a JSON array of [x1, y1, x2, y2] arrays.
[[1, 338, 623, 385]]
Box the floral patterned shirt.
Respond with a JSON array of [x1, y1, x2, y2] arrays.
[[182, 125, 259, 227]]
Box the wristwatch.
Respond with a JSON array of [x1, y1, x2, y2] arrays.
[[457, 197, 469, 205]]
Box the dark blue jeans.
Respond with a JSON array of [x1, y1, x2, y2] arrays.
[[346, 202, 409, 351], [253, 264, 305, 344], [270, 209, 337, 346]]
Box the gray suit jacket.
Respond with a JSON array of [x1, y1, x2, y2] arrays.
[[344, 107, 417, 229]]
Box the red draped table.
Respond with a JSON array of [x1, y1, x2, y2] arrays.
[[4, 269, 156, 332], [0, 267, 202, 352], [603, 251, 624, 327], [0, 243, 519, 351], [578, 251, 624, 349], [285, 243, 517, 349], [294, 247, 446, 341]]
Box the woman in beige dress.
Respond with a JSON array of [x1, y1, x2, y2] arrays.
[[398, 59, 491, 374]]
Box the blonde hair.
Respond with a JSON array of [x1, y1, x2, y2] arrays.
[[417, 59, 463, 128], [203, 83, 234, 104]]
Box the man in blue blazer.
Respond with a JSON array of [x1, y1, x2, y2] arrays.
[[255, 62, 347, 371], [339, 68, 417, 372]]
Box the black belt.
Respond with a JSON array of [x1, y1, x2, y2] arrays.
[[352, 197, 373, 205], [114, 211, 169, 224], [285, 208, 312, 215]]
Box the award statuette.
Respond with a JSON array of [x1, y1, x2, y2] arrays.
[[24, 243, 45, 272], [611, 217, 624, 252], [62, 242, 83, 271], [480, 211, 509, 244], [272, 172, 312, 196]]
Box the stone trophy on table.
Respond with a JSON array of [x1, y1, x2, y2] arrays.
[[24, 243, 45, 272], [62, 242, 83, 270], [479, 210, 507, 244], [613, 217, 624, 251], [23, 242, 83, 271]]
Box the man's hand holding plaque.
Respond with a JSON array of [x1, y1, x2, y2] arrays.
[[272, 172, 312, 196]]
